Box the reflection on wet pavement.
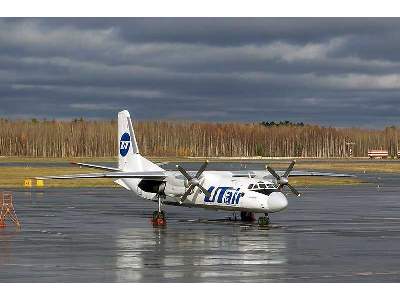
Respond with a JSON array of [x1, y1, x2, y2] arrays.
[[114, 226, 287, 282]]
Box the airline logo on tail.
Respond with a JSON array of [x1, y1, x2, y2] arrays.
[[120, 132, 131, 156]]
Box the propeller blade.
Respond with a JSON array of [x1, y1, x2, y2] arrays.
[[179, 185, 194, 204], [177, 162, 211, 203], [195, 160, 209, 179], [283, 160, 296, 178], [177, 165, 192, 181], [267, 165, 281, 181], [287, 184, 301, 197], [197, 184, 211, 198]]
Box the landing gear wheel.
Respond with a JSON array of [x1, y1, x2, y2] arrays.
[[240, 211, 256, 222], [258, 214, 270, 227], [152, 210, 166, 226]]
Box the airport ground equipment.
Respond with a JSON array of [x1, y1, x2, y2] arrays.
[[36, 110, 355, 226], [0, 192, 21, 228]]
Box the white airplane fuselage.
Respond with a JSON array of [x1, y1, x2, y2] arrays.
[[119, 171, 288, 214]]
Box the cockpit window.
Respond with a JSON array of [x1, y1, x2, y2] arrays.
[[254, 189, 275, 195], [248, 182, 276, 195]]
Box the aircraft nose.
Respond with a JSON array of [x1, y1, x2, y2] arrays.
[[268, 192, 288, 212]]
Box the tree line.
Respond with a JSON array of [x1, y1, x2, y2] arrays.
[[0, 118, 399, 158]]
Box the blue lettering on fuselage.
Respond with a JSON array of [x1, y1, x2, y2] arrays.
[[204, 186, 244, 205], [216, 187, 230, 203]]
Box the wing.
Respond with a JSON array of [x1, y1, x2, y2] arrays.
[[71, 161, 168, 170], [70, 162, 120, 171], [35, 171, 166, 180], [232, 171, 257, 178], [230, 170, 355, 179], [277, 170, 355, 177]]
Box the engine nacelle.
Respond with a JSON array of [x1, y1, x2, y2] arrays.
[[138, 180, 166, 194], [138, 177, 187, 197], [163, 176, 187, 197]]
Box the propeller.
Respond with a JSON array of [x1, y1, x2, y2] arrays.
[[266, 160, 301, 197], [176, 160, 211, 204]]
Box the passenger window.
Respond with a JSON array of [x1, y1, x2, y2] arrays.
[[259, 184, 266, 188], [253, 184, 259, 189], [248, 184, 253, 189]]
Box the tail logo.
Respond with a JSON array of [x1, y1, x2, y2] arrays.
[[119, 132, 131, 157]]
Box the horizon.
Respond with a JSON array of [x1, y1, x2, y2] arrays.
[[1, 114, 400, 131]]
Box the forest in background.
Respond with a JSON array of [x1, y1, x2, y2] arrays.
[[0, 118, 399, 158]]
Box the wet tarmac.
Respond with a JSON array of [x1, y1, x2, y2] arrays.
[[1, 166, 400, 282]]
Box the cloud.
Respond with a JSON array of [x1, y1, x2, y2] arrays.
[[0, 18, 400, 127]]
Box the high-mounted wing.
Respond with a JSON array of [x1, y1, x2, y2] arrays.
[[276, 170, 355, 177], [231, 170, 354, 179], [35, 171, 166, 180], [232, 171, 257, 178], [70, 162, 120, 172]]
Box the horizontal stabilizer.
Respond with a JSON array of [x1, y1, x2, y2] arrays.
[[71, 162, 120, 172], [35, 171, 166, 180]]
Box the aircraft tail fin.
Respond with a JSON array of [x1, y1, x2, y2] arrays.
[[117, 110, 164, 172]]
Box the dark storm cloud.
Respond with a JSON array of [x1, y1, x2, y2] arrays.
[[0, 18, 400, 127]]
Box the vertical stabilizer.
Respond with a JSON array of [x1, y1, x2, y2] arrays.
[[117, 110, 164, 172]]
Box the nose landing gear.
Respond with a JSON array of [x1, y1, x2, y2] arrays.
[[258, 213, 270, 227]]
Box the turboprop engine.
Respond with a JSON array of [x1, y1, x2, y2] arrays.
[[138, 161, 211, 204]]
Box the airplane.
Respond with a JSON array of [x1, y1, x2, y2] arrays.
[[37, 110, 354, 226]]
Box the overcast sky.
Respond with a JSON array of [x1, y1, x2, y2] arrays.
[[1, 18, 400, 127]]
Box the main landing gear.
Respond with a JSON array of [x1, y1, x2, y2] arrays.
[[152, 196, 166, 227], [240, 211, 256, 222], [240, 212, 270, 227]]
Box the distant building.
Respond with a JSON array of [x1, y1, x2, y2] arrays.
[[368, 149, 389, 159]]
